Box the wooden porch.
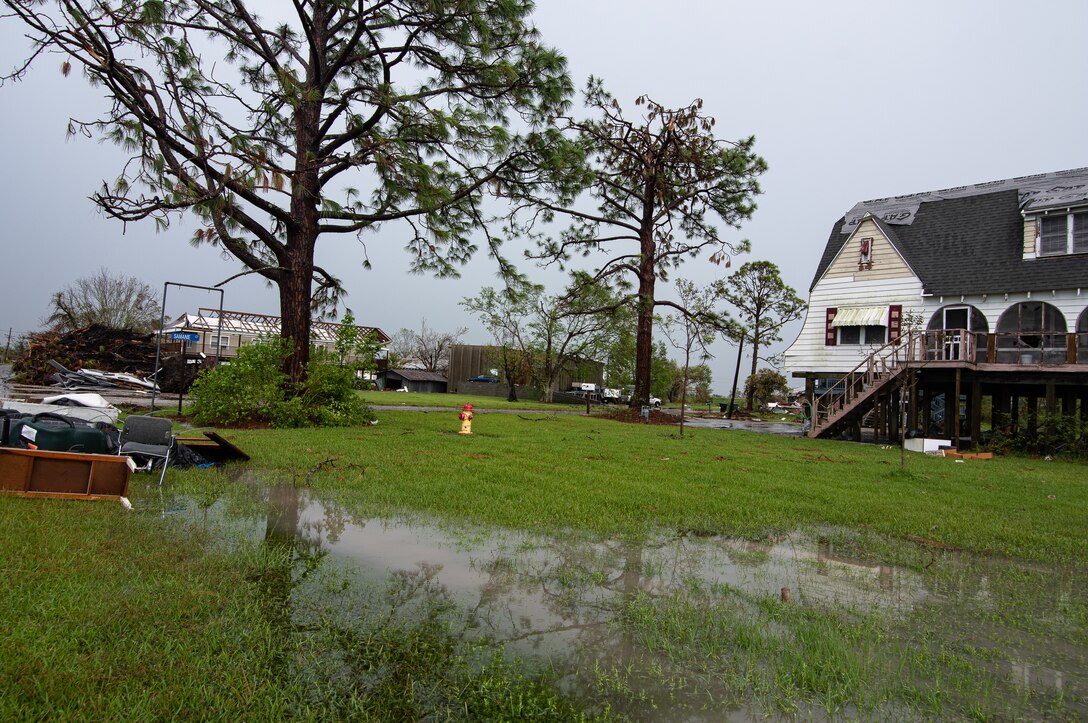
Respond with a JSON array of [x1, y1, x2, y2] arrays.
[[806, 330, 1088, 447]]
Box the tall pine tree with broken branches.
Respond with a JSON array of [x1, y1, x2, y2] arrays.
[[507, 79, 766, 407], [2, 0, 571, 384]]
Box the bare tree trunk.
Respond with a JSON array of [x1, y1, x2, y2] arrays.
[[281, 84, 322, 387], [728, 335, 745, 420], [279, 246, 314, 386], [746, 319, 761, 412], [631, 183, 658, 409], [632, 266, 655, 408], [501, 345, 518, 402], [679, 347, 690, 436]]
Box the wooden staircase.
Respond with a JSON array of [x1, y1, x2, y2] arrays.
[[808, 333, 919, 439]]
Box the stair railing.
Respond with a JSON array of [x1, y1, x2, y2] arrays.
[[811, 331, 920, 434]]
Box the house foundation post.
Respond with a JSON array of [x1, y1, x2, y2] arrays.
[[952, 371, 962, 447], [873, 395, 883, 442], [1011, 391, 1021, 433], [969, 380, 982, 450], [922, 386, 932, 436], [890, 388, 901, 441], [1027, 394, 1038, 438], [908, 375, 919, 433], [1045, 382, 1058, 445], [943, 385, 955, 438]]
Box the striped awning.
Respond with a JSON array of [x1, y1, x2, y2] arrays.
[[831, 306, 889, 327]]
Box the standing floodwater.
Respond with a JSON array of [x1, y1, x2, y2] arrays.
[[153, 475, 1087, 721]]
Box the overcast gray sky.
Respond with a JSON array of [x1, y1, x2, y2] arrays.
[[2, 0, 1086, 389]]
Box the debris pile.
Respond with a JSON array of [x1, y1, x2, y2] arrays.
[[158, 353, 207, 394], [45, 360, 157, 392], [14, 325, 158, 388]]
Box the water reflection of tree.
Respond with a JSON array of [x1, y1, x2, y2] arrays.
[[465, 533, 707, 666], [256, 485, 328, 659]]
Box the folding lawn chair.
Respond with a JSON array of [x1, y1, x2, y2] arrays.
[[118, 415, 175, 486]]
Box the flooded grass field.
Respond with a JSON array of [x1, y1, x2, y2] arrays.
[[5, 413, 1086, 719], [156, 472, 1087, 720]]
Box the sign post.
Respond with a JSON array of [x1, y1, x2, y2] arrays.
[[152, 283, 224, 414]]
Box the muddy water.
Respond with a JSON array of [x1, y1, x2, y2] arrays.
[[151, 477, 1087, 720], [680, 416, 803, 435]]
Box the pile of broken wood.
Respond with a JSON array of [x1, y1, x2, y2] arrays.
[[14, 325, 158, 388]]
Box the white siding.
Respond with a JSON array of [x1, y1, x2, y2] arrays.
[[786, 284, 1088, 377], [784, 276, 925, 376], [924, 289, 1088, 333], [823, 219, 915, 282], [1023, 218, 1037, 258]]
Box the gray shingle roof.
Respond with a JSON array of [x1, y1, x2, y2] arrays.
[[385, 368, 448, 383], [812, 188, 1088, 295]]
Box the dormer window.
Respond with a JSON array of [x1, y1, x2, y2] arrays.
[[858, 237, 873, 270], [1039, 211, 1088, 256]]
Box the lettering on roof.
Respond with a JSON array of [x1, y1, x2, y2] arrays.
[[841, 167, 1088, 233]]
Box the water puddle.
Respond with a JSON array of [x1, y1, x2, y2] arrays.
[[147, 474, 1086, 720], [681, 417, 803, 435]]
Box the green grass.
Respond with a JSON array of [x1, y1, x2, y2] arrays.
[[5, 411, 1086, 719], [213, 411, 1088, 564], [359, 390, 584, 410], [0, 493, 607, 721], [0, 497, 299, 720]]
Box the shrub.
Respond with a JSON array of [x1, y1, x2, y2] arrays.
[[986, 409, 1085, 458], [292, 348, 372, 427], [189, 338, 288, 425], [744, 368, 789, 407], [189, 338, 372, 427]]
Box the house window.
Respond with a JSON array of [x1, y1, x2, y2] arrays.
[[837, 325, 886, 345], [858, 237, 873, 269], [1039, 211, 1088, 256], [996, 301, 1066, 350], [209, 334, 231, 348]]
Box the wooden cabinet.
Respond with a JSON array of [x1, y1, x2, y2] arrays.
[[0, 448, 132, 500]]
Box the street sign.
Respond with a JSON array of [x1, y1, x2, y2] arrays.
[[170, 332, 201, 343]]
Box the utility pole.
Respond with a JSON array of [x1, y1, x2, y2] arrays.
[[2, 327, 11, 364]]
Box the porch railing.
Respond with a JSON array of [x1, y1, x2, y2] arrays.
[[812, 332, 918, 432], [810, 329, 1088, 436], [918, 330, 1087, 365]]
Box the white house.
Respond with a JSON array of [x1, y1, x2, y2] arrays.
[[784, 169, 1088, 444]]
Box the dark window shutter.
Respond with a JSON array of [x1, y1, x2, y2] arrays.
[[825, 307, 837, 346], [888, 304, 902, 341]]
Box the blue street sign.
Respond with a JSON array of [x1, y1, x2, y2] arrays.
[[170, 332, 201, 343]]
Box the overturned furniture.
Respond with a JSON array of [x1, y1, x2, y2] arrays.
[[0, 447, 133, 501], [175, 431, 250, 464]]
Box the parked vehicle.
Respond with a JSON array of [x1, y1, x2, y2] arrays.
[[467, 375, 499, 383], [580, 385, 661, 408]]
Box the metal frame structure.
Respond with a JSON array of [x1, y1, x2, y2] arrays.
[[179, 308, 390, 345], [150, 283, 225, 413]]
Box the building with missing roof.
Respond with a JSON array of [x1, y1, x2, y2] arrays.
[[784, 169, 1088, 446], [162, 308, 390, 362]]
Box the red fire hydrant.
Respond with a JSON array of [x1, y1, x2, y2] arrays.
[[458, 403, 474, 435]]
